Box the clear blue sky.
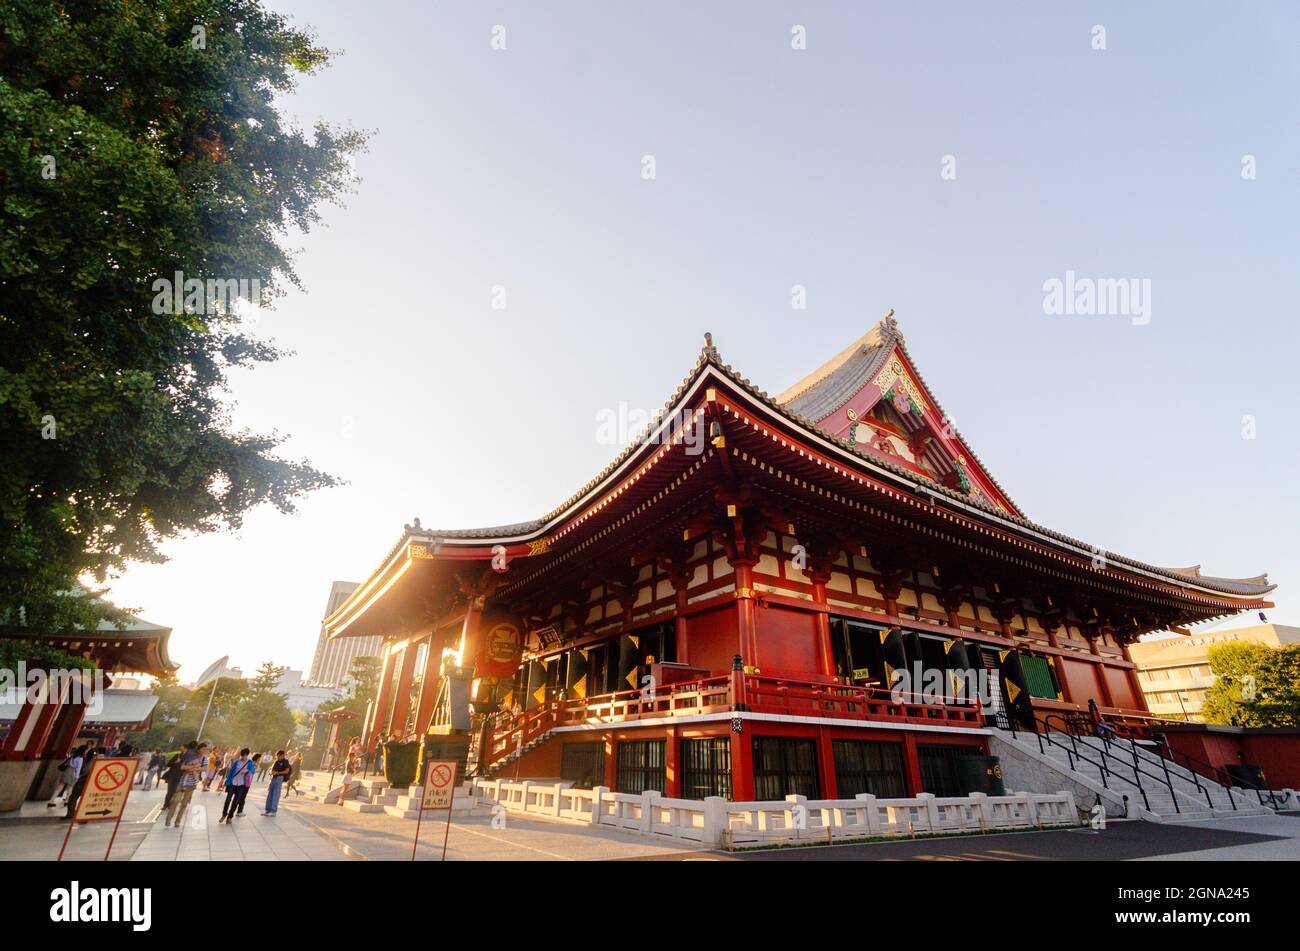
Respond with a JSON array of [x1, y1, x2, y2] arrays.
[[106, 2, 1300, 680]]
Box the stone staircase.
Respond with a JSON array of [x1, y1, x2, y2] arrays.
[[296, 770, 480, 819], [474, 729, 557, 777], [993, 729, 1273, 822]]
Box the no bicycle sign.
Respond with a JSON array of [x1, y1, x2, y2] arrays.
[[412, 759, 458, 862], [75, 757, 137, 822], [59, 756, 139, 861], [422, 760, 456, 810]]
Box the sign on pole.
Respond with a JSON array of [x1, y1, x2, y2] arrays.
[[411, 759, 458, 861], [58, 757, 139, 861]]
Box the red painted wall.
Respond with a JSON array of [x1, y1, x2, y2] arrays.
[[1060, 657, 1102, 704], [753, 604, 820, 678], [1102, 666, 1140, 710], [1163, 729, 1300, 790], [685, 604, 740, 674]]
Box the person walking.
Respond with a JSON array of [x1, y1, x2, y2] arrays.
[[256, 752, 271, 783], [161, 750, 183, 808], [286, 751, 304, 797], [47, 744, 87, 807], [143, 749, 164, 790], [262, 749, 291, 816], [62, 747, 97, 820], [220, 749, 255, 824], [241, 754, 262, 815], [164, 741, 206, 827], [135, 747, 151, 785]]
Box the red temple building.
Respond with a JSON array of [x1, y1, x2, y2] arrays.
[[0, 610, 175, 810], [322, 315, 1274, 803]]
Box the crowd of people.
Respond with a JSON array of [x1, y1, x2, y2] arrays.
[[47, 739, 304, 828]]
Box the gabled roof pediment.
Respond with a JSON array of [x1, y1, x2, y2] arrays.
[[776, 312, 1023, 517]]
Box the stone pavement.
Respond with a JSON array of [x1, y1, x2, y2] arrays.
[[281, 792, 713, 861], [0, 779, 162, 861], [129, 786, 349, 862], [0, 782, 351, 861]]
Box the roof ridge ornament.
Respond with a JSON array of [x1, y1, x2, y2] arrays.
[[702, 331, 720, 363], [880, 308, 900, 340]]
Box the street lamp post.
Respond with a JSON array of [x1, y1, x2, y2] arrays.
[[196, 681, 219, 741]]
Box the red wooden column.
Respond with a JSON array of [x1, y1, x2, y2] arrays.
[[369, 645, 398, 742], [804, 546, 838, 679], [0, 676, 68, 761], [413, 626, 447, 735], [728, 655, 754, 801], [731, 724, 754, 802], [662, 555, 692, 665], [1088, 633, 1115, 708], [1042, 616, 1072, 703], [385, 643, 416, 738], [734, 562, 759, 667], [901, 732, 924, 795], [816, 725, 836, 798], [664, 725, 679, 797]]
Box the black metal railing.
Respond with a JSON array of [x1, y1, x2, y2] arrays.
[[1037, 713, 1187, 814], [1151, 737, 1281, 812]]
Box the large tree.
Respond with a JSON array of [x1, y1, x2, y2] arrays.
[[1202, 641, 1300, 728], [0, 0, 366, 631]]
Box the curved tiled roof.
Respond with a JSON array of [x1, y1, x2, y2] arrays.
[[357, 325, 1274, 603]]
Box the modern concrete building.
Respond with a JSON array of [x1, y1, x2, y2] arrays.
[[306, 581, 380, 689], [1129, 623, 1300, 720]]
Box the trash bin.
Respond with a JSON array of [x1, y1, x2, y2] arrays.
[[957, 755, 1005, 796]]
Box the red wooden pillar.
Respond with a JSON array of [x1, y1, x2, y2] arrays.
[[809, 579, 835, 679], [673, 581, 690, 665], [901, 732, 924, 795], [730, 723, 754, 802], [386, 644, 416, 737], [46, 697, 89, 759], [733, 562, 758, 667], [804, 547, 838, 680], [413, 628, 446, 735], [370, 646, 397, 742], [1087, 637, 1115, 708], [1, 677, 68, 761], [603, 734, 616, 790], [664, 725, 679, 797], [816, 725, 835, 799]]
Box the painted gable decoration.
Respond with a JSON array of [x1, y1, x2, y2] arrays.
[[776, 312, 1022, 517]]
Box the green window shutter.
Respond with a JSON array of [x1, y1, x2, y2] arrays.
[[1020, 654, 1059, 700]]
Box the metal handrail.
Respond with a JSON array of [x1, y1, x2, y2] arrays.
[[1074, 731, 1213, 811], [1040, 713, 1173, 813], [1149, 737, 1284, 812], [1035, 714, 1121, 800], [1085, 729, 1181, 814]]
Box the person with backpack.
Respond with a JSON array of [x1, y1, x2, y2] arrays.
[[164, 741, 206, 827], [220, 749, 255, 823], [161, 750, 184, 808]]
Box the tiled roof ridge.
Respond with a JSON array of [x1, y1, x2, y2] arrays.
[[366, 332, 1272, 600]]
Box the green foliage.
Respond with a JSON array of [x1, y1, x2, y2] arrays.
[[1202, 642, 1300, 727], [0, 0, 368, 628], [134, 661, 298, 749], [316, 653, 379, 729], [128, 680, 192, 749], [0, 636, 96, 673]]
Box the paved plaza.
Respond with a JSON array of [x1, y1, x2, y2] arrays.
[[3, 779, 1297, 862]]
